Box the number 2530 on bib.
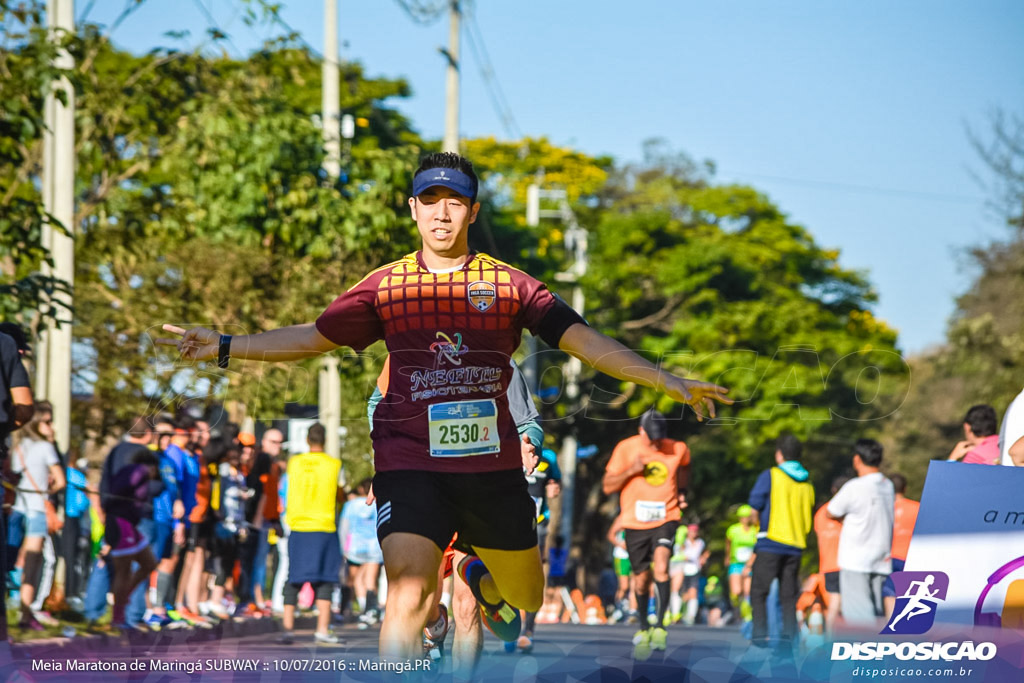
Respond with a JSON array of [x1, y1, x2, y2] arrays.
[[428, 399, 501, 457]]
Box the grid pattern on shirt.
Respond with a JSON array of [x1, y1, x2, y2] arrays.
[[375, 254, 522, 335]]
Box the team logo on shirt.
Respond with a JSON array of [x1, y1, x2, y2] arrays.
[[467, 281, 497, 312], [643, 461, 669, 486]]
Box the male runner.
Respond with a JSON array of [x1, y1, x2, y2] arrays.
[[602, 409, 691, 659], [725, 504, 758, 625], [158, 151, 731, 660], [371, 358, 543, 672]]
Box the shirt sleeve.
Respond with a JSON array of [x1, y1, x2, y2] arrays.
[[315, 273, 385, 351], [677, 442, 690, 467], [605, 441, 629, 476], [507, 362, 540, 426], [748, 470, 771, 512], [827, 483, 852, 518], [513, 272, 587, 348], [1, 334, 29, 386], [41, 441, 59, 468]]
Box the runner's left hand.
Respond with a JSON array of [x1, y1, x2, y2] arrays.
[[521, 434, 539, 475]]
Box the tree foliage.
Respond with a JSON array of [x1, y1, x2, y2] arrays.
[[560, 143, 909, 578], [0, 0, 75, 322]]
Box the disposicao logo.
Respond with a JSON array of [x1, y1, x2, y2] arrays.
[[883, 571, 949, 635], [831, 571, 997, 664]]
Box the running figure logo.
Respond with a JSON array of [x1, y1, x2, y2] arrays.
[[883, 571, 949, 635]]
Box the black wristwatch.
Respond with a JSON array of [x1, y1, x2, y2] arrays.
[[218, 334, 232, 369]]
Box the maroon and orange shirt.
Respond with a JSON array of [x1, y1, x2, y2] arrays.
[[316, 251, 578, 473]]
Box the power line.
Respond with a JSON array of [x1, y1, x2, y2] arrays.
[[462, 2, 521, 139], [264, 3, 323, 60], [393, 0, 447, 25], [721, 169, 986, 205], [192, 0, 243, 57]]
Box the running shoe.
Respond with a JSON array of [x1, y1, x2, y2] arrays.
[[18, 616, 46, 632], [632, 629, 652, 661], [314, 631, 341, 645], [457, 555, 522, 642], [358, 608, 380, 626], [503, 640, 516, 653], [516, 635, 534, 653], [34, 610, 59, 627], [143, 612, 172, 631], [423, 603, 449, 642], [650, 627, 668, 651], [85, 620, 120, 635], [237, 602, 264, 619], [177, 607, 213, 628], [276, 631, 295, 645]]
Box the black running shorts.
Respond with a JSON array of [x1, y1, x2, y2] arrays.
[[623, 521, 678, 575], [372, 469, 537, 552]]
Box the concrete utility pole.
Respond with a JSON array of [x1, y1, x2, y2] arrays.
[[319, 0, 342, 459], [41, 0, 75, 452], [441, 0, 460, 153], [527, 183, 589, 547]]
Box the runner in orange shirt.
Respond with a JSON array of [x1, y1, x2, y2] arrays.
[[883, 473, 920, 616], [813, 475, 848, 634], [602, 409, 690, 660]]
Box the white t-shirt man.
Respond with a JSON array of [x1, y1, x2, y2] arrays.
[[999, 388, 1024, 466], [827, 472, 895, 575], [12, 437, 60, 515]]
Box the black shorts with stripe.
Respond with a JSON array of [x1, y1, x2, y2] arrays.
[[624, 521, 678, 575], [372, 468, 537, 553]]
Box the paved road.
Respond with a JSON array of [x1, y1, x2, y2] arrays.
[[2, 619, 824, 682], [6, 619, 1020, 682]]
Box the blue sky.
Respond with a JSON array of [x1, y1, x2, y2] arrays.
[[81, 0, 1024, 354]]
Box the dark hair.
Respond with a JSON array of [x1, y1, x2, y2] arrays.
[[131, 450, 159, 467], [202, 436, 231, 464], [414, 152, 479, 201], [173, 413, 196, 432], [889, 473, 908, 495], [21, 401, 53, 440], [775, 433, 802, 462], [854, 438, 884, 468], [964, 404, 998, 438], [307, 422, 326, 447], [639, 408, 668, 441], [0, 322, 30, 354], [357, 477, 374, 496]]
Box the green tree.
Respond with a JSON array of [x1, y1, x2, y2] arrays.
[[0, 0, 75, 322], [565, 143, 909, 581]]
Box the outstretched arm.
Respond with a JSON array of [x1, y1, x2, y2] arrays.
[[558, 323, 731, 420], [1010, 435, 1024, 467], [157, 323, 338, 363]]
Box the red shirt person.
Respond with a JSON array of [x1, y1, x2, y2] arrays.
[[157, 152, 731, 664]]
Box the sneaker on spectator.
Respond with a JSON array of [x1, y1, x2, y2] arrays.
[[18, 616, 46, 632], [314, 631, 341, 645], [144, 611, 172, 631], [33, 610, 59, 627]]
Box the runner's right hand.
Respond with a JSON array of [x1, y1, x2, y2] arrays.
[[156, 325, 219, 362]]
